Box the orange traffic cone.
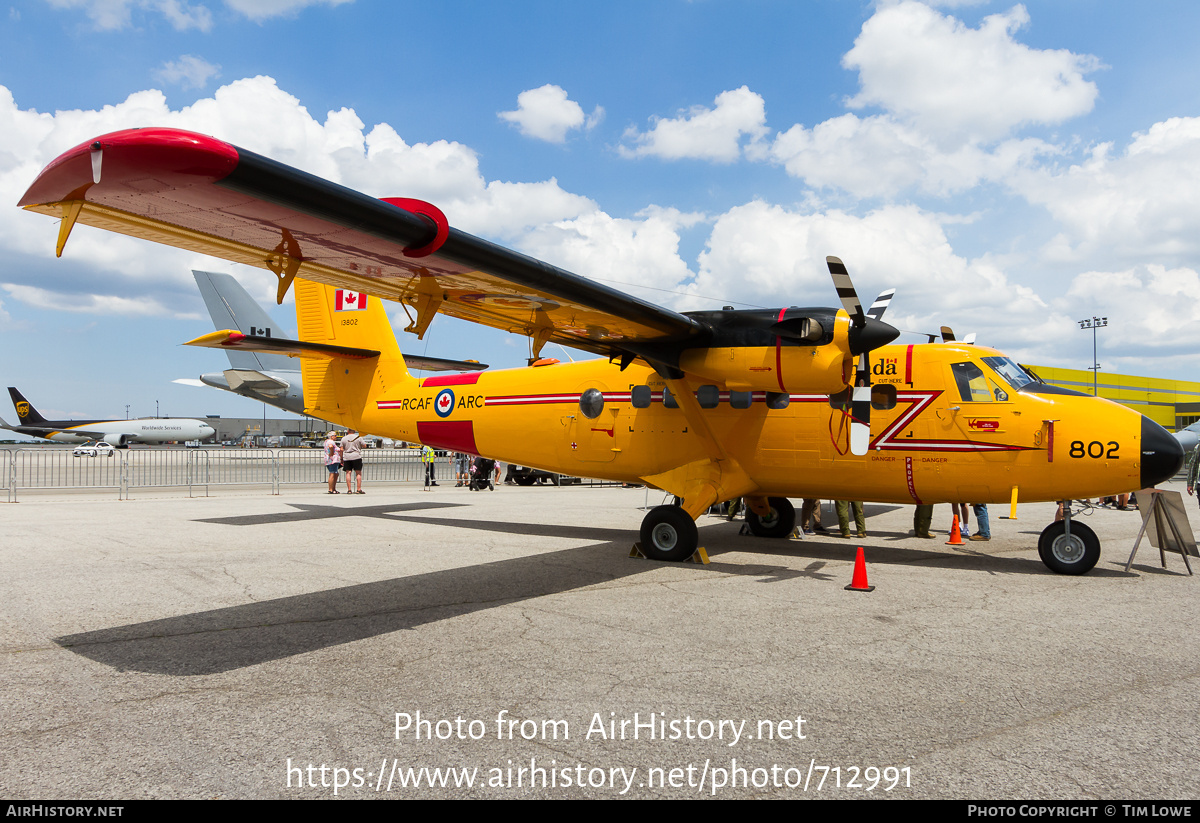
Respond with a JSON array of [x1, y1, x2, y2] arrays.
[[946, 515, 963, 546], [845, 547, 875, 592]]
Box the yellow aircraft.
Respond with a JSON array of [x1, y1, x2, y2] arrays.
[[19, 128, 1185, 574]]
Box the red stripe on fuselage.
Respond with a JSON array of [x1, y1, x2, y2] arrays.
[[775, 307, 787, 392]]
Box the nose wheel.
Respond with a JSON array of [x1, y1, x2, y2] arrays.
[[639, 505, 699, 562], [1038, 519, 1100, 575]]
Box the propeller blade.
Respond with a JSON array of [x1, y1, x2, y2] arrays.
[[963, 333, 977, 345], [827, 256, 864, 327], [866, 288, 895, 321], [941, 325, 956, 342], [827, 258, 900, 456]]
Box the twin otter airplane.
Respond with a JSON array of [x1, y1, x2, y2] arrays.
[[19, 128, 1184, 574]]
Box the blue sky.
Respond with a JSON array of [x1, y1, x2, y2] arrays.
[[3, 0, 1200, 427]]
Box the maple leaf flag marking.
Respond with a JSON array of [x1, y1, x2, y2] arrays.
[[335, 289, 367, 311]]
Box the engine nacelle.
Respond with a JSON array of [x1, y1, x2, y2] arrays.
[[678, 312, 854, 393]]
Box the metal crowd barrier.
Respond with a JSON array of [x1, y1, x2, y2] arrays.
[[0, 447, 621, 501], [1, 447, 427, 501]]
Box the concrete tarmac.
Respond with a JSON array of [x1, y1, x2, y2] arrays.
[[1, 480, 1197, 799]]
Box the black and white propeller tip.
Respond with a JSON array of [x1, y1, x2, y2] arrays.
[[826, 257, 900, 355]]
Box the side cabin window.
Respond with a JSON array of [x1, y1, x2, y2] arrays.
[[950, 362, 1005, 403]]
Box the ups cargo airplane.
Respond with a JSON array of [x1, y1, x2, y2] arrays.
[[1, 387, 214, 446], [19, 128, 1185, 574]]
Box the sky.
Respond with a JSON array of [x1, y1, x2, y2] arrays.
[[3, 0, 1200, 429]]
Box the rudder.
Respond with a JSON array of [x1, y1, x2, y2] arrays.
[[292, 280, 410, 424]]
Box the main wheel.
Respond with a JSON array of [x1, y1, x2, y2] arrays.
[[1038, 521, 1100, 575], [639, 505, 699, 562], [745, 497, 796, 538], [514, 475, 536, 487]]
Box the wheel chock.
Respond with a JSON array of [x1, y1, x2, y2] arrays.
[[844, 547, 875, 592], [628, 543, 709, 564]]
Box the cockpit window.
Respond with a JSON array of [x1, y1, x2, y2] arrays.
[[981, 356, 1036, 391], [950, 362, 998, 402]]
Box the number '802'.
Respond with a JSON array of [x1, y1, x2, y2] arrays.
[[1069, 440, 1119, 459]]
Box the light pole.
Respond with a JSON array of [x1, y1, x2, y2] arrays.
[[1077, 316, 1108, 396]]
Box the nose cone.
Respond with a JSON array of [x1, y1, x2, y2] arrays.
[[1142, 415, 1185, 488], [849, 316, 901, 356]]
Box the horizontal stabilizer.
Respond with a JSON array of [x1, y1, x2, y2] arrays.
[[185, 330, 380, 360], [404, 355, 488, 373], [223, 369, 291, 393]]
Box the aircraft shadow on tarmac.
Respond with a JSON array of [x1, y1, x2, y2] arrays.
[[54, 502, 1126, 676]]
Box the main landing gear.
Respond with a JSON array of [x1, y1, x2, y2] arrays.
[[639, 505, 699, 562], [638, 496, 798, 562], [745, 497, 796, 538], [1037, 502, 1101, 575]]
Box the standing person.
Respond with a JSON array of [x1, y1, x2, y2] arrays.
[[421, 444, 438, 488], [913, 504, 935, 538], [323, 431, 342, 494], [1187, 445, 1200, 511], [969, 504, 991, 541], [800, 499, 827, 535], [951, 502, 971, 537], [341, 427, 365, 494], [454, 452, 470, 487], [835, 500, 866, 539]]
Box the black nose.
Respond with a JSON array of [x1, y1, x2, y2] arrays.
[[1142, 415, 1185, 488], [848, 316, 900, 356]]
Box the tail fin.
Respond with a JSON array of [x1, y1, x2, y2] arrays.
[[8, 387, 48, 425], [193, 270, 295, 372], [292, 280, 411, 423]]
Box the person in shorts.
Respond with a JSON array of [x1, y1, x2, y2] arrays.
[[323, 431, 342, 494], [341, 427, 365, 494]]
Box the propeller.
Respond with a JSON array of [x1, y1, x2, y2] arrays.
[[937, 326, 976, 344], [826, 256, 897, 456]]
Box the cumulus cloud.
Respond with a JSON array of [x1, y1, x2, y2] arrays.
[[2, 283, 178, 316], [619, 87, 768, 163], [755, 2, 1100, 198], [843, 2, 1102, 142], [153, 55, 220, 90], [499, 85, 603, 144], [46, 0, 213, 31], [517, 207, 704, 297], [1053, 265, 1200, 371], [46, 0, 351, 29], [683, 200, 1055, 353], [224, 0, 354, 22], [0, 76, 595, 316], [1013, 118, 1200, 264]]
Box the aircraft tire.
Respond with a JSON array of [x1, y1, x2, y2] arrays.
[[1037, 521, 1100, 575], [515, 475, 536, 487], [745, 497, 796, 538], [640, 506, 698, 562]]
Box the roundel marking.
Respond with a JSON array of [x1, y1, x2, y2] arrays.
[[435, 389, 456, 418]]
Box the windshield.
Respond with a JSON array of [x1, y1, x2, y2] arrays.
[[981, 356, 1036, 391]]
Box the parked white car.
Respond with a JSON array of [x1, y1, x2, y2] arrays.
[[73, 440, 116, 457]]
